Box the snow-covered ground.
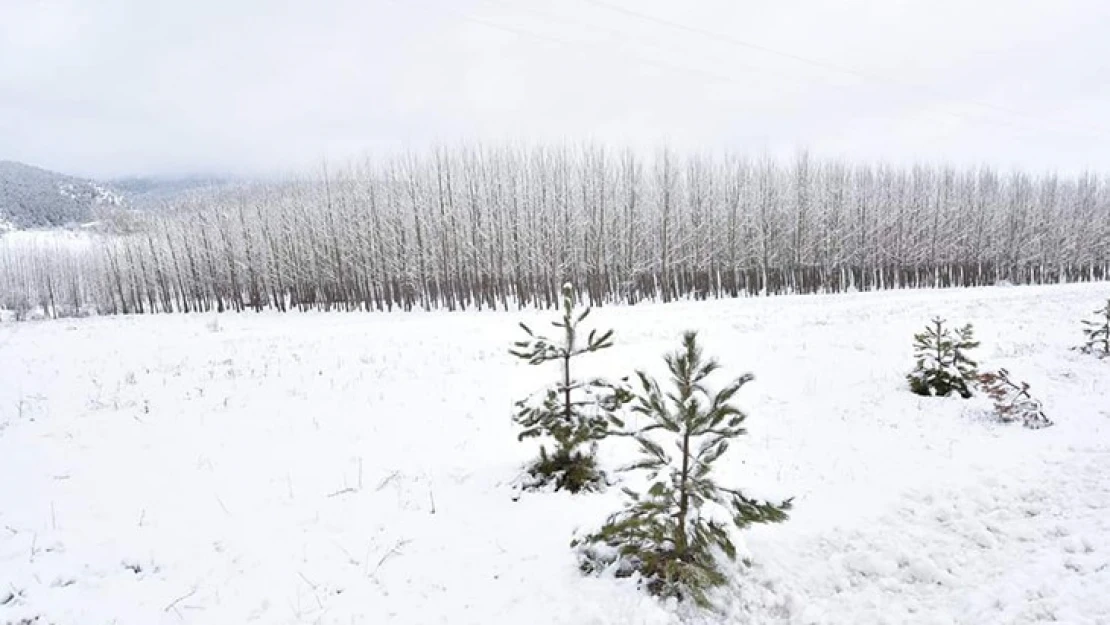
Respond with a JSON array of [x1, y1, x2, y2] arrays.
[[1, 283, 1108, 625], [0, 228, 97, 251]]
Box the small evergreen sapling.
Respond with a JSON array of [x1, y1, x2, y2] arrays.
[[1078, 298, 1110, 358], [976, 369, 1052, 429], [908, 317, 979, 398], [510, 283, 629, 493], [574, 332, 791, 608]]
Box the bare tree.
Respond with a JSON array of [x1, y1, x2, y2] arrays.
[[1, 146, 1108, 317]]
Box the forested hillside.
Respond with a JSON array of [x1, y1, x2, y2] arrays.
[[2, 147, 1109, 317], [0, 161, 122, 228]]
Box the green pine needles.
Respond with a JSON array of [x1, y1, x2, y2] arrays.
[[1079, 298, 1110, 358], [908, 317, 980, 398], [574, 331, 791, 608], [510, 283, 629, 493]]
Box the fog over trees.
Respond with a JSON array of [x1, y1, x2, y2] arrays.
[[2, 146, 1109, 317]]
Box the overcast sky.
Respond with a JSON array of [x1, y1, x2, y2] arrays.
[[2, 0, 1109, 179]]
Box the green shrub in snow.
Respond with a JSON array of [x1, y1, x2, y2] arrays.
[[1078, 298, 1110, 358], [907, 317, 979, 398]]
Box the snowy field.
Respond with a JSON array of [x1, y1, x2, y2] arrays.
[[1, 283, 1109, 625], [0, 229, 97, 251]]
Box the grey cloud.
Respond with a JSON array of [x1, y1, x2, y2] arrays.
[[1, 0, 1107, 178]]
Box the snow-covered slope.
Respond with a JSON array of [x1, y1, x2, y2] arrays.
[[1, 283, 1108, 624], [0, 161, 123, 229]]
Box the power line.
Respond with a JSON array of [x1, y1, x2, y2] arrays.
[[391, 0, 1106, 143], [582, 0, 1110, 138], [398, 1, 807, 93]]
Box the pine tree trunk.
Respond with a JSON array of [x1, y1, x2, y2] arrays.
[[675, 424, 692, 558], [563, 352, 572, 429]]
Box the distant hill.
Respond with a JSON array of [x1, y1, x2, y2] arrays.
[[0, 161, 124, 228]]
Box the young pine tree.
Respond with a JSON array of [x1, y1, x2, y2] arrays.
[[976, 368, 1052, 429], [510, 283, 629, 493], [1078, 299, 1110, 358], [574, 332, 791, 608], [907, 317, 979, 398]]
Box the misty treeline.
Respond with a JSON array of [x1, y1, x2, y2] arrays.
[[2, 146, 1110, 317]]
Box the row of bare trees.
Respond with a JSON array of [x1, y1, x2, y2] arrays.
[[2, 146, 1109, 318]]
